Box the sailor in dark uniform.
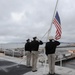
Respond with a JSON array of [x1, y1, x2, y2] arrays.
[[31, 36, 43, 72], [25, 39, 31, 67], [45, 36, 60, 75]]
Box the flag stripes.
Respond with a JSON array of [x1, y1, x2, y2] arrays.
[[53, 12, 62, 40]]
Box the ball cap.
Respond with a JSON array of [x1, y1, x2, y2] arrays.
[[33, 36, 37, 39], [49, 36, 54, 40], [26, 39, 30, 41]]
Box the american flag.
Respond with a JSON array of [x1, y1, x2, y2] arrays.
[[53, 11, 62, 40]]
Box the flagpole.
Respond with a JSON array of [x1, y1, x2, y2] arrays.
[[47, 0, 59, 39], [43, 0, 59, 74], [41, 0, 59, 40]]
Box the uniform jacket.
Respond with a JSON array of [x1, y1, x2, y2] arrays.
[[25, 42, 31, 52], [31, 40, 43, 51], [45, 39, 60, 55]]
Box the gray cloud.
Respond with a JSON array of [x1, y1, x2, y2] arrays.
[[0, 0, 75, 43]]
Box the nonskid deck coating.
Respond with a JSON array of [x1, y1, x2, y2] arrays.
[[0, 53, 75, 75]]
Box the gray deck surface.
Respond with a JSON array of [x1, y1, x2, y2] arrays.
[[0, 60, 32, 75], [0, 53, 75, 75]]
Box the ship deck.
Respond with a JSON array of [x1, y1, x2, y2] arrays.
[[0, 53, 75, 75]]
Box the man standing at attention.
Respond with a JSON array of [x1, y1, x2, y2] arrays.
[[25, 39, 31, 67], [31, 36, 43, 72], [45, 36, 60, 75]]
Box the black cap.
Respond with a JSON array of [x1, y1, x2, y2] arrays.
[[33, 36, 37, 39], [26, 39, 30, 41]]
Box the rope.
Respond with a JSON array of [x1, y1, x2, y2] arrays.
[[41, 29, 49, 40]]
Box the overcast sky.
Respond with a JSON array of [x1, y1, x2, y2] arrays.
[[0, 0, 75, 43]]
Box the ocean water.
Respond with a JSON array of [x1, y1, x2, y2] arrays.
[[0, 43, 25, 49], [0, 43, 75, 51]]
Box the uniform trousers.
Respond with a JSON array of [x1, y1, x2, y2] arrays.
[[48, 54, 55, 74], [31, 51, 38, 71], [25, 51, 31, 67]]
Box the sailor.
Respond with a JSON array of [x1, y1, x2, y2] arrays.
[[25, 39, 31, 67], [31, 36, 43, 72], [45, 36, 60, 75]]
